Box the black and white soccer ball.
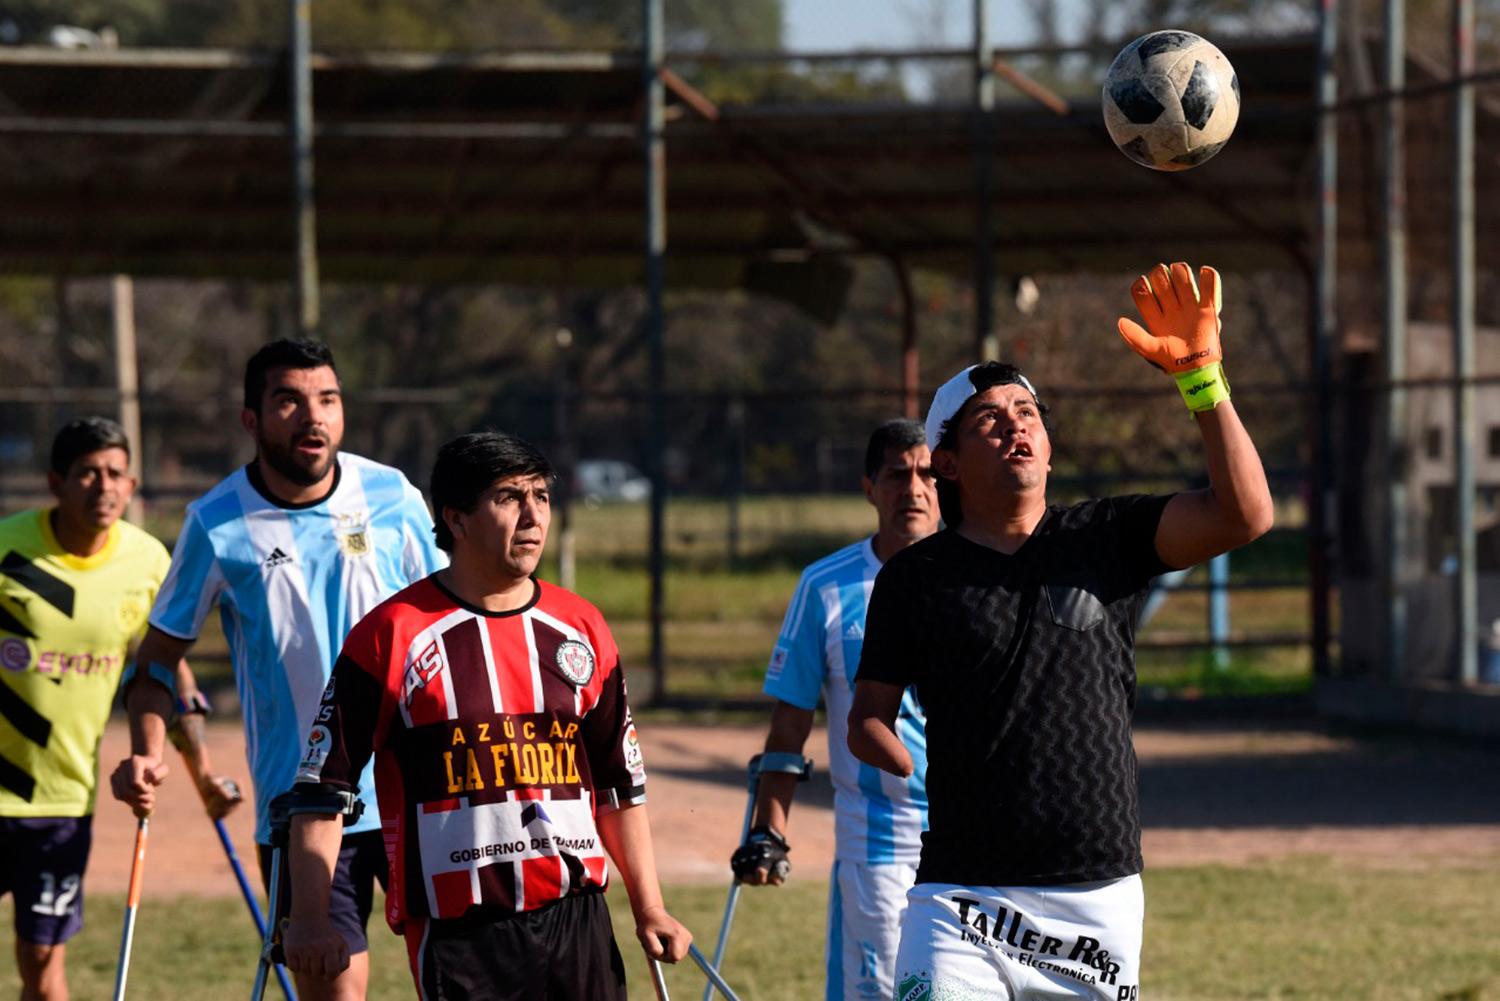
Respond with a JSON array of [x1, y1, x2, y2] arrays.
[[1102, 30, 1239, 171]]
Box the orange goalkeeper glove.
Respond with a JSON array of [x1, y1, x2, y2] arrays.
[[1116, 261, 1230, 412]]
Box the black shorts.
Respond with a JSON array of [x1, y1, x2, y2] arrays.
[[402, 891, 626, 1001], [258, 829, 387, 955], [0, 816, 91, 946]]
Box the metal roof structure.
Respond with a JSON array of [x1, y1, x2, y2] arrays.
[[0, 37, 1492, 306], [0, 42, 1420, 282]]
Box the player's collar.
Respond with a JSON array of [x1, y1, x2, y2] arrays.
[[38, 508, 120, 570], [246, 456, 343, 510]]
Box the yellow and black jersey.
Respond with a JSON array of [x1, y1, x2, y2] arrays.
[[0, 508, 170, 816]]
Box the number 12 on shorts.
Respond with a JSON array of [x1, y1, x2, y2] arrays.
[[31, 872, 81, 916]]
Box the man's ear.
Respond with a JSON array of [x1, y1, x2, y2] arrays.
[[240, 408, 257, 439], [931, 448, 960, 483], [861, 476, 876, 507], [46, 470, 63, 500]]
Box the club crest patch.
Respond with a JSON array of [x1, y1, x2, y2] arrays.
[[896, 972, 931, 1001], [555, 639, 595, 685], [116, 587, 152, 633]]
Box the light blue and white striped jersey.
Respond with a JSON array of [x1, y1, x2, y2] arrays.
[[150, 453, 446, 843], [763, 538, 927, 865]]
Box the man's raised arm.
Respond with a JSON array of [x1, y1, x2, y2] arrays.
[[1113, 261, 1274, 570]]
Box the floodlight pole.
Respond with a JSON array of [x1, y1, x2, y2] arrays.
[[972, 0, 998, 362], [1380, 0, 1408, 682], [1311, 0, 1338, 679], [643, 0, 668, 702], [290, 0, 319, 336], [1452, 0, 1478, 684]]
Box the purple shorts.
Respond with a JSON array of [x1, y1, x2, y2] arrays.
[[0, 816, 92, 946], [259, 829, 387, 955]]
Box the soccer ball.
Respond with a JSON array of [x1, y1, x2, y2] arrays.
[[1102, 30, 1239, 171]]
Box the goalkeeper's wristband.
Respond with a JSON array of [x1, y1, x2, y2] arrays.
[[1173, 361, 1231, 412]]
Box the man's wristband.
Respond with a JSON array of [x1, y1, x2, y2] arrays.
[[1173, 361, 1231, 413]]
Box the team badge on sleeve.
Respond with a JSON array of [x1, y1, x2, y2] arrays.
[[555, 639, 595, 685], [296, 724, 332, 781], [623, 723, 646, 784], [767, 645, 789, 681]]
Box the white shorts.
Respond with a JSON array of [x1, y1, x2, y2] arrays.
[[826, 859, 919, 1001], [894, 876, 1143, 1001]]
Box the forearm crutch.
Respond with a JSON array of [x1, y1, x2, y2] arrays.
[[251, 788, 363, 1001], [702, 752, 812, 1001], [647, 945, 743, 1001], [111, 816, 150, 1001], [212, 809, 297, 1001]]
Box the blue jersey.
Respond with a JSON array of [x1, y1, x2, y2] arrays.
[[763, 538, 927, 865], [149, 454, 446, 843]]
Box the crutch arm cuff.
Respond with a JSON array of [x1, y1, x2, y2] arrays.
[[752, 752, 813, 780], [594, 783, 648, 816], [122, 659, 180, 706], [269, 784, 364, 832]]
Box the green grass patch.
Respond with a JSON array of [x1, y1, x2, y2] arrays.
[[5, 859, 1496, 999], [1136, 646, 1314, 698]]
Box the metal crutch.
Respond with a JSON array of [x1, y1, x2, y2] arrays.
[[690, 943, 743, 1001], [214, 810, 297, 1001], [110, 816, 150, 1001], [252, 788, 363, 1001], [170, 695, 297, 999], [702, 751, 812, 1001], [648, 945, 743, 1001], [649, 956, 671, 1000]]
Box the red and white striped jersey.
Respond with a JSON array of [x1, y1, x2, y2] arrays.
[[294, 574, 646, 928]]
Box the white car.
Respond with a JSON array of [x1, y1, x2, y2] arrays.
[[575, 459, 650, 504]]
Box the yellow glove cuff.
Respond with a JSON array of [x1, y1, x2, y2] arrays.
[[1173, 361, 1231, 412]]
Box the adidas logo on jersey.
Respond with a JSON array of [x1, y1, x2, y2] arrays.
[[844, 622, 864, 640], [263, 547, 294, 568]]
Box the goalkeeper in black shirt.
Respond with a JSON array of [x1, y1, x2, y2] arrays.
[[849, 263, 1272, 1000]]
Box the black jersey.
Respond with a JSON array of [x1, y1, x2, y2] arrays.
[[856, 495, 1172, 887]]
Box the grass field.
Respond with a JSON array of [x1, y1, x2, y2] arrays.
[[174, 494, 1318, 706], [7, 858, 1496, 1000]]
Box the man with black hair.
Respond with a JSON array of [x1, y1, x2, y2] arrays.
[[0, 419, 177, 1000], [110, 338, 445, 1001], [850, 264, 1273, 999], [731, 418, 938, 1001], [283, 430, 690, 1000]]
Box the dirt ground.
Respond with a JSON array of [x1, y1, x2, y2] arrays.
[[87, 715, 1500, 896]]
